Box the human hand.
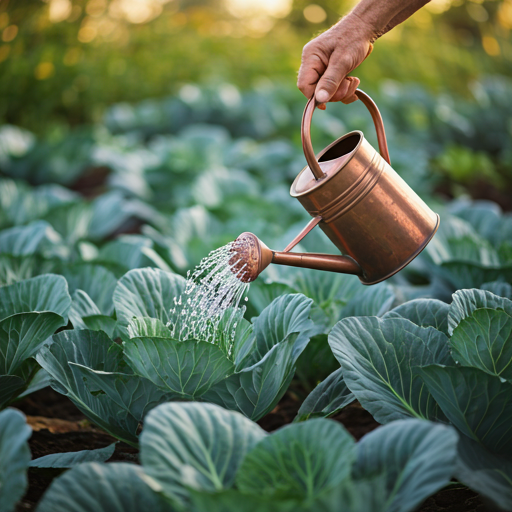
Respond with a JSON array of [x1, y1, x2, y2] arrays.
[[297, 13, 375, 107]]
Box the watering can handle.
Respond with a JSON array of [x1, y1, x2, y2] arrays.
[[301, 89, 391, 180]]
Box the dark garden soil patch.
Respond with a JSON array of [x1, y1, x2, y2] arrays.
[[14, 388, 490, 512], [15, 387, 86, 422], [420, 487, 491, 512], [14, 388, 138, 512], [69, 166, 111, 199]]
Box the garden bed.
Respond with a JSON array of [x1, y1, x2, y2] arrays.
[[14, 388, 488, 512]]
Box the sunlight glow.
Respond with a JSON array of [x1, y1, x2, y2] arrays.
[[498, 0, 512, 30], [303, 4, 327, 23], [49, 0, 73, 23], [109, 0, 173, 24], [426, 0, 453, 14], [224, 0, 293, 19]]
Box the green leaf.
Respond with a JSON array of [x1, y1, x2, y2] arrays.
[[123, 337, 234, 398], [425, 217, 512, 289], [455, 435, 512, 512], [82, 315, 117, 338], [189, 488, 295, 512], [0, 220, 63, 257], [450, 308, 512, 381], [0, 376, 26, 408], [0, 312, 67, 375], [69, 290, 101, 329], [113, 268, 186, 340], [0, 409, 31, 512], [37, 329, 167, 446], [216, 312, 253, 362], [418, 365, 512, 455], [236, 294, 313, 369], [310, 474, 388, 512], [449, 200, 502, 242], [0, 178, 76, 228], [0, 276, 69, 406], [71, 363, 175, 430], [19, 368, 51, 398], [429, 231, 500, 267], [64, 264, 118, 316], [448, 288, 512, 335], [0, 254, 57, 287], [96, 237, 171, 274], [200, 372, 240, 412], [353, 419, 458, 512], [127, 317, 172, 338], [439, 261, 512, 291], [295, 368, 354, 422], [482, 281, 512, 299], [236, 419, 355, 501], [291, 271, 361, 313], [35, 462, 173, 512], [42, 202, 93, 245], [208, 295, 315, 421], [329, 317, 452, 424], [0, 273, 71, 321], [289, 272, 361, 332], [383, 298, 449, 335], [140, 402, 266, 500], [30, 443, 116, 468], [247, 281, 297, 317], [233, 334, 296, 421], [339, 283, 395, 320]]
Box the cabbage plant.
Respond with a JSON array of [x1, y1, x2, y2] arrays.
[[248, 267, 396, 387], [422, 202, 512, 292], [38, 268, 315, 444], [0, 274, 71, 408], [0, 408, 31, 512], [36, 401, 458, 512], [322, 286, 512, 510]]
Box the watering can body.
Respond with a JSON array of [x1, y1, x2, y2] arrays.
[[232, 90, 439, 285], [289, 90, 439, 285]]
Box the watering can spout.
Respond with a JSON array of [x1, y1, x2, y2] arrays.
[[230, 232, 362, 283]]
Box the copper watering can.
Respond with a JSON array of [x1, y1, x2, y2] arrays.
[[232, 89, 439, 285]]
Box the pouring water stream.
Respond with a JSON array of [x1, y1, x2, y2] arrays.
[[167, 238, 251, 356]]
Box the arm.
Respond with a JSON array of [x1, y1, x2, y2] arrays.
[[297, 0, 431, 105]]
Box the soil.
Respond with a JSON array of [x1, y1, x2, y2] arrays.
[[13, 387, 492, 512], [69, 166, 111, 199]]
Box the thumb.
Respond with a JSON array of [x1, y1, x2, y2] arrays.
[[315, 52, 351, 104]]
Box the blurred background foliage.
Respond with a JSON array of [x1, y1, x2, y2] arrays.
[[1, 0, 512, 132]]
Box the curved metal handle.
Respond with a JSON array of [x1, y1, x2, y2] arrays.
[[301, 89, 391, 181]]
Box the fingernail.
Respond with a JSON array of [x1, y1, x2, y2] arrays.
[[316, 89, 330, 103]]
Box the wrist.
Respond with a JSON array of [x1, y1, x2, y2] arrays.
[[348, 0, 405, 43], [334, 11, 380, 45]]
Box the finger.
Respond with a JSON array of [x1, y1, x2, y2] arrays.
[[330, 77, 352, 103], [314, 51, 351, 104], [341, 76, 360, 104], [326, 43, 372, 103], [297, 49, 327, 99]]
